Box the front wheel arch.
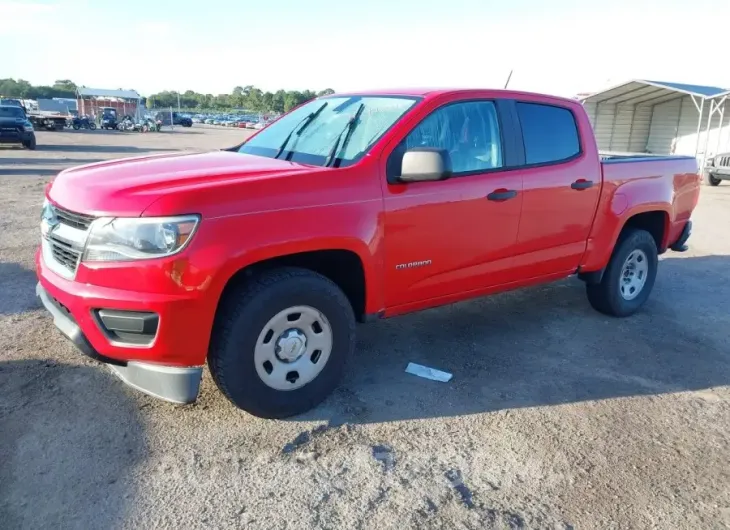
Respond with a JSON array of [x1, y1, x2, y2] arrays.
[[215, 249, 368, 324]]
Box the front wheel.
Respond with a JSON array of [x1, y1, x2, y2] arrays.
[[208, 267, 355, 418], [89, 123, 96, 130], [22, 136, 37, 150], [705, 172, 722, 186], [586, 228, 658, 317]]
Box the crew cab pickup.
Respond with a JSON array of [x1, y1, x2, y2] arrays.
[[0, 104, 36, 149], [35, 88, 700, 418]]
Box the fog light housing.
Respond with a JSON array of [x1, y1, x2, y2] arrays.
[[94, 309, 159, 346]]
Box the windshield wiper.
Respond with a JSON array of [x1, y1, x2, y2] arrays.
[[274, 102, 328, 160], [324, 103, 365, 168]]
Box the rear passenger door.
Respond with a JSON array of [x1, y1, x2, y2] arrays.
[[509, 101, 601, 277]]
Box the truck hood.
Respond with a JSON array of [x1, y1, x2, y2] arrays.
[[48, 150, 315, 217]]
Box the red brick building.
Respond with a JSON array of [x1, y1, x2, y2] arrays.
[[76, 87, 141, 119]]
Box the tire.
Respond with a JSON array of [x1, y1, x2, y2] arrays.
[[586, 228, 658, 317], [22, 136, 36, 150], [705, 172, 722, 186], [89, 123, 96, 130], [72, 124, 80, 130], [208, 267, 356, 418]]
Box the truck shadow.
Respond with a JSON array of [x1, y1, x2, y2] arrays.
[[0, 360, 146, 528], [298, 254, 730, 425], [0, 262, 40, 316], [38, 145, 178, 154], [0, 158, 105, 166], [0, 168, 64, 176]]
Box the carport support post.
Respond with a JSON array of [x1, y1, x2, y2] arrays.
[[703, 98, 726, 164], [692, 95, 704, 157], [715, 97, 727, 155]]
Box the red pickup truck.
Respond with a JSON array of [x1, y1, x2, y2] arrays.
[[36, 88, 700, 418]]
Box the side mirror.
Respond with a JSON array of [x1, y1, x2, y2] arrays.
[[398, 148, 452, 182]]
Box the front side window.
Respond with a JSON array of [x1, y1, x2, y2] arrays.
[[239, 95, 420, 167], [391, 101, 503, 177], [516, 102, 581, 165]]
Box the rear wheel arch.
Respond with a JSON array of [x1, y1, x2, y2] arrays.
[[579, 209, 669, 284], [619, 210, 669, 251]]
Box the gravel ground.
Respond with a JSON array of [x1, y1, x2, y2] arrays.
[[1, 128, 729, 530]]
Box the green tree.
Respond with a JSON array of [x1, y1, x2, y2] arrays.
[[232, 86, 244, 107], [272, 90, 286, 113], [53, 79, 77, 93]]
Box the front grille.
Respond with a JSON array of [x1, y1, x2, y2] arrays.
[[0, 126, 21, 138], [719, 156, 730, 168], [53, 205, 96, 231], [49, 235, 81, 273]]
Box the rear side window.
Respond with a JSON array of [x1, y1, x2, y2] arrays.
[[516, 102, 580, 165]]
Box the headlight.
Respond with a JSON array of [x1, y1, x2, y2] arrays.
[[24, 121, 34, 131], [83, 215, 200, 262]]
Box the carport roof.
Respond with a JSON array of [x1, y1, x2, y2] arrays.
[[580, 79, 729, 106], [77, 87, 141, 100]]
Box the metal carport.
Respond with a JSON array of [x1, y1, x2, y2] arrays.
[[76, 87, 142, 121], [580, 80, 729, 164]]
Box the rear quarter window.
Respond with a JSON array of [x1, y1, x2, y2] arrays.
[[516, 102, 580, 165]]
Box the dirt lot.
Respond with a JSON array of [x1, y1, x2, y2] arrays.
[[1, 128, 728, 530]]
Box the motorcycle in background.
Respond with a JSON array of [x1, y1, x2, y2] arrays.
[[70, 116, 97, 130], [117, 116, 136, 131]]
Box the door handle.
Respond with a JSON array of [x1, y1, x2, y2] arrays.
[[571, 179, 594, 190], [487, 189, 518, 201]]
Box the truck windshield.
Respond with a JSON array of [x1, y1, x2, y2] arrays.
[[0, 107, 24, 118], [238, 95, 420, 167]]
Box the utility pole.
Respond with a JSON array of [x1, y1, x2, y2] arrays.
[[177, 92, 181, 112]]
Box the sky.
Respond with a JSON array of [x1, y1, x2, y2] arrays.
[[2, 0, 729, 98]]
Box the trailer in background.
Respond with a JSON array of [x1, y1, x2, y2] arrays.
[[0, 98, 69, 130]]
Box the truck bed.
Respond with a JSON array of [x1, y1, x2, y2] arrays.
[[599, 151, 697, 164]]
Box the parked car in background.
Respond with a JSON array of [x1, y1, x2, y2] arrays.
[[0, 104, 36, 149], [100, 108, 118, 130], [35, 88, 699, 419], [705, 152, 730, 186], [155, 111, 193, 127]]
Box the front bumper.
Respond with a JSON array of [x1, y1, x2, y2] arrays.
[[0, 130, 33, 144], [670, 220, 692, 252], [708, 166, 730, 178], [36, 282, 203, 403]]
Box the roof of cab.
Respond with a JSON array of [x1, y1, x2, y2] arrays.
[[329, 87, 580, 106]]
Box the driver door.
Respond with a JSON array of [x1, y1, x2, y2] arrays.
[[381, 98, 524, 310]]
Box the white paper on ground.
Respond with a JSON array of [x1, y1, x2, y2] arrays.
[[405, 362, 453, 383]]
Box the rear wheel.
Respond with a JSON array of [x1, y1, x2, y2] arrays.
[[586, 228, 658, 317], [89, 123, 96, 130], [208, 267, 355, 418]]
